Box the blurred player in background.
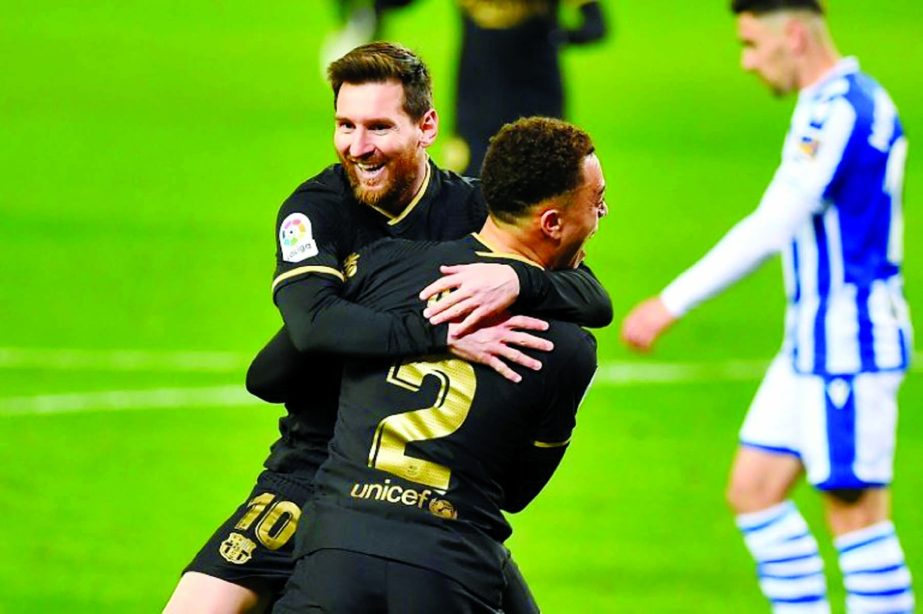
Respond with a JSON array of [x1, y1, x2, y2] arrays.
[[273, 116, 604, 613], [622, 1, 913, 612], [447, 0, 608, 175], [164, 42, 611, 613], [321, 0, 414, 72]]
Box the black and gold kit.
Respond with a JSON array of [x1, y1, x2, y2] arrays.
[[453, 0, 606, 175], [274, 235, 598, 611], [183, 161, 610, 604]]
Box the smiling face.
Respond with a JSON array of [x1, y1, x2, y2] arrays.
[[553, 153, 608, 269], [334, 80, 437, 211], [737, 12, 798, 97]]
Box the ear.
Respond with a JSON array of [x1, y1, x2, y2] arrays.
[[539, 208, 564, 240], [418, 109, 439, 148], [784, 17, 808, 55]]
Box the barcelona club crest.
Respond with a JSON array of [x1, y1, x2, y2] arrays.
[[219, 532, 257, 565]]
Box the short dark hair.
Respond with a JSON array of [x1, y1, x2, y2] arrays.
[[731, 0, 823, 15], [326, 42, 433, 120], [481, 117, 595, 224]]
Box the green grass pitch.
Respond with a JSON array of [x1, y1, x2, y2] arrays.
[[1, 1, 921, 611]]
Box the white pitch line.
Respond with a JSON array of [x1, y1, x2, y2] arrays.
[[0, 347, 250, 373], [0, 386, 256, 417], [1, 348, 920, 416]]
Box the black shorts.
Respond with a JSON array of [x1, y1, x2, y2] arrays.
[[272, 549, 502, 613], [183, 470, 313, 598]]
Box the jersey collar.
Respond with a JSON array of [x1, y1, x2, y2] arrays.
[[800, 56, 860, 100], [470, 233, 545, 270], [365, 158, 432, 226]]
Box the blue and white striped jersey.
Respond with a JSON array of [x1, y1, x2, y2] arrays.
[[780, 58, 910, 374], [661, 58, 912, 375]]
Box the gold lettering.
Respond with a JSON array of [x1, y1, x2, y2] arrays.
[[350, 483, 367, 498], [401, 489, 419, 506], [418, 490, 432, 509], [386, 485, 402, 503], [367, 483, 384, 501]]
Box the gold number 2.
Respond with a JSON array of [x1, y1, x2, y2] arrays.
[[368, 358, 477, 492]]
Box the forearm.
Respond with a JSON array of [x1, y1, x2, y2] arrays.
[[246, 327, 302, 403], [512, 263, 612, 327], [275, 278, 448, 358], [501, 447, 566, 513], [661, 178, 816, 316]]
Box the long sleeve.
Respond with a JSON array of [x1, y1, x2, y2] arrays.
[[510, 262, 613, 327], [275, 274, 449, 357], [661, 96, 857, 316]]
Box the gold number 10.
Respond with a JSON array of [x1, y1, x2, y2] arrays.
[[234, 493, 301, 550]]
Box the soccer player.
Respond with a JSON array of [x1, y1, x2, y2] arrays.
[[164, 43, 611, 613], [449, 0, 607, 176], [621, 1, 913, 612], [272, 116, 605, 613]]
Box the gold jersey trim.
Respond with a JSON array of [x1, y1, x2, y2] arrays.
[[272, 266, 345, 293], [365, 161, 432, 226], [472, 233, 545, 270], [532, 437, 571, 448], [460, 0, 549, 29], [533, 437, 571, 449]]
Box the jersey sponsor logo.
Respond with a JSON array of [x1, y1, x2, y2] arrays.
[[279, 212, 318, 263], [350, 479, 458, 520], [218, 532, 258, 565]]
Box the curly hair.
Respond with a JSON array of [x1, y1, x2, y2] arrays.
[[481, 117, 595, 224], [327, 42, 433, 120]]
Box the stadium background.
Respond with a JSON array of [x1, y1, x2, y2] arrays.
[[1, 1, 920, 611]]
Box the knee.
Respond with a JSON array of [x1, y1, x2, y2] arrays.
[[823, 488, 890, 536], [726, 476, 785, 515]]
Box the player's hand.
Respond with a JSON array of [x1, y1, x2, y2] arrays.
[[447, 314, 553, 383], [620, 297, 677, 353], [420, 264, 520, 336]]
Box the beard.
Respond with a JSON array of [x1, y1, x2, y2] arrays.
[[341, 147, 421, 214]]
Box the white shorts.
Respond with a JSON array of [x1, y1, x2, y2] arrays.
[[740, 355, 904, 490]]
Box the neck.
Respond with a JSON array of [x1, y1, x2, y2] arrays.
[[376, 153, 429, 217], [796, 22, 842, 90], [477, 217, 551, 269], [408, 154, 429, 203]]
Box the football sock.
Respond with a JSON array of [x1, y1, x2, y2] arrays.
[[737, 501, 830, 613], [836, 520, 914, 613]]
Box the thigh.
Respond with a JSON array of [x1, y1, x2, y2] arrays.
[[164, 572, 266, 614], [822, 487, 891, 536], [728, 445, 803, 512], [183, 470, 313, 599], [273, 549, 387, 614], [386, 560, 501, 614]]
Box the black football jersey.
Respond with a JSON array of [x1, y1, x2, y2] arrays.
[[298, 235, 598, 602]]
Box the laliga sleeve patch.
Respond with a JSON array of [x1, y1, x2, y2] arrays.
[[797, 135, 821, 159], [279, 212, 319, 263]]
